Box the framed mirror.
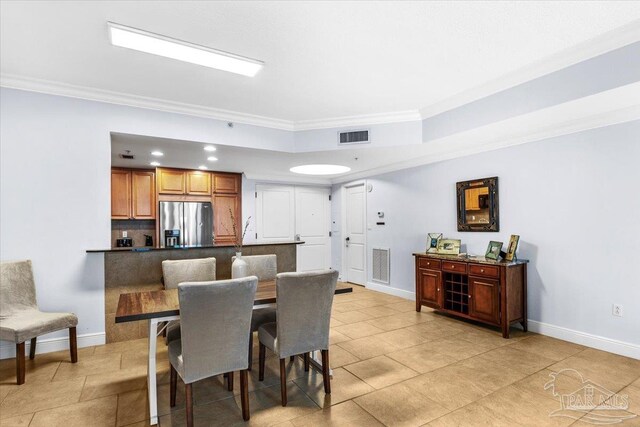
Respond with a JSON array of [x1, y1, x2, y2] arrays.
[[456, 177, 499, 232]]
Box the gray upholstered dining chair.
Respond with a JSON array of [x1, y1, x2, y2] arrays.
[[169, 276, 258, 426], [0, 260, 78, 385], [257, 270, 338, 406], [161, 257, 216, 344], [231, 254, 277, 369]]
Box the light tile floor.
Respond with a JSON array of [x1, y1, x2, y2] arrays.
[[1, 285, 638, 426]]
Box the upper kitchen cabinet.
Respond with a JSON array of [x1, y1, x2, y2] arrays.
[[111, 169, 156, 219], [111, 169, 132, 219], [131, 171, 156, 219], [186, 171, 212, 195], [213, 173, 240, 194], [157, 168, 186, 194]]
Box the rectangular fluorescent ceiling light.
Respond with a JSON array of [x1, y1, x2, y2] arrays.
[[108, 22, 263, 77]]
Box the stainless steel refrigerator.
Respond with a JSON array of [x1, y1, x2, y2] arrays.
[[159, 201, 214, 248]]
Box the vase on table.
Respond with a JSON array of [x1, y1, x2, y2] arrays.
[[232, 252, 248, 279]]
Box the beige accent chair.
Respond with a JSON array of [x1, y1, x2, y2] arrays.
[[0, 260, 78, 384], [258, 270, 338, 406], [169, 276, 258, 426], [161, 257, 216, 343], [231, 254, 278, 369]]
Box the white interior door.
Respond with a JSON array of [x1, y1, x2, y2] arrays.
[[295, 187, 331, 272], [256, 185, 295, 242], [345, 183, 366, 285]]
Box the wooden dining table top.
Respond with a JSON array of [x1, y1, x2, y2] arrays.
[[115, 280, 353, 323]]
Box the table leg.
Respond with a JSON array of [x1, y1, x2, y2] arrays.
[[308, 350, 333, 378], [148, 318, 159, 426]]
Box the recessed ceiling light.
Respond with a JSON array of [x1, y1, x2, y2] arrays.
[[203, 146, 217, 152], [151, 151, 163, 157], [207, 156, 218, 162], [108, 22, 263, 77], [198, 165, 208, 170], [290, 164, 351, 175], [150, 161, 161, 166]]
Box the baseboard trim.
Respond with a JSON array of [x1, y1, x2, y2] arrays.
[[527, 320, 639, 360], [365, 281, 415, 300], [0, 332, 106, 360]]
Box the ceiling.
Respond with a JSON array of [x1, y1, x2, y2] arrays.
[[3, 1, 640, 126]]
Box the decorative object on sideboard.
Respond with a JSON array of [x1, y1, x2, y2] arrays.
[[436, 238, 461, 255], [505, 235, 520, 261], [456, 176, 499, 232], [485, 241, 503, 260], [227, 208, 252, 278], [426, 233, 442, 253]]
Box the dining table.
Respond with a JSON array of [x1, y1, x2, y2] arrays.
[[115, 279, 353, 425]]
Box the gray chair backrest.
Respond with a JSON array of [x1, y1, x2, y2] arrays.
[[178, 276, 258, 384], [0, 260, 38, 315], [162, 257, 216, 289], [231, 255, 277, 281], [275, 270, 338, 357]]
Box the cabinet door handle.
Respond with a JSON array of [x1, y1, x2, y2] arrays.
[[437, 288, 440, 291], [468, 295, 472, 299], [481, 269, 485, 273]]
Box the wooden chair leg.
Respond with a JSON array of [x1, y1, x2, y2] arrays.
[[321, 349, 331, 394], [227, 371, 234, 391], [290, 355, 295, 362], [185, 382, 193, 427], [69, 327, 78, 363], [240, 369, 250, 421], [170, 365, 177, 407], [29, 337, 37, 360], [16, 342, 25, 385], [279, 358, 287, 406], [304, 352, 310, 372], [258, 342, 266, 381], [247, 332, 253, 371]]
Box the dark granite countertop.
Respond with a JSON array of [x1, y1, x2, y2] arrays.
[[87, 241, 304, 253], [413, 252, 528, 266]]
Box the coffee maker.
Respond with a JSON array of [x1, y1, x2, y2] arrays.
[[164, 230, 181, 248]]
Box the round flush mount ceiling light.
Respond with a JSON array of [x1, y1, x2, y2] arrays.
[[151, 151, 163, 156], [203, 145, 217, 152], [207, 156, 218, 162], [150, 161, 161, 166], [290, 164, 351, 175]]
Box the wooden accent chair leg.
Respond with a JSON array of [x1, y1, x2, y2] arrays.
[[321, 349, 331, 394], [304, 352, 310, 372], [247, 332, 253, 371], [29, 337, 37, 360], [227, 371, 234, 391], [185, 382, 193, 427], [290, 355, 294, 362], [258, 343, 266, 381], [16, 342, 25, 385], [69, 327, 78, 363], [240, 370, 250, 421], [170, 365, 177, 407], [279, 358, 287, 406]]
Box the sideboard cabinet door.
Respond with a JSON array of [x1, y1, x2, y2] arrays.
[[469, 277, 500, 324], [419, 269, 442, 309]]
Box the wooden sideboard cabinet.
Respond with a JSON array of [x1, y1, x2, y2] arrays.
[[413, 253, 528, 338]]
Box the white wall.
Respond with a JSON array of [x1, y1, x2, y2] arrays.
[[334, 121, 640, 357]]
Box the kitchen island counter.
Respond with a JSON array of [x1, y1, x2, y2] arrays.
[[87, 240, 303, 253]]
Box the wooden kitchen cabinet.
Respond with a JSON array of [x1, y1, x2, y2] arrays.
[[157, 168, 186, 194], [213, 173, 240, 194], [111, 169, 132, 219], [186, 171, 211, 195], [213, 193, 240, 243], [131, 171, 156, 219], [414, 253, 528, 338], [111, 169, 156, 220]]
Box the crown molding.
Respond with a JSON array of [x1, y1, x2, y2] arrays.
[[0, 74, 296, 131], [419, 19, 640, 119], [292, 110, 422, 131], [334, 82, 640, 184]]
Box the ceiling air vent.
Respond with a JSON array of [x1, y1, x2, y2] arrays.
[[338, 129, 370, 145], [119, 151, 135, 160]]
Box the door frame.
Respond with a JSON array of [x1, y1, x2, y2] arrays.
[[340, 180, 367, 285]]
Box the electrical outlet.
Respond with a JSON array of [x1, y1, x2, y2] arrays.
[[612, 304, 623, 317], [122, 231, 128, 238]]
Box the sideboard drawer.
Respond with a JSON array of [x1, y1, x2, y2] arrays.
[[418, 258, 441, 270], [442, 261, 467, 274], [469, 264, 500, 278]]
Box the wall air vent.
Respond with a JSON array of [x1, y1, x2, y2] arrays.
[[338, 129, 370, 145], [372, 248, 390, 284], [119, 153, 135, 160]]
